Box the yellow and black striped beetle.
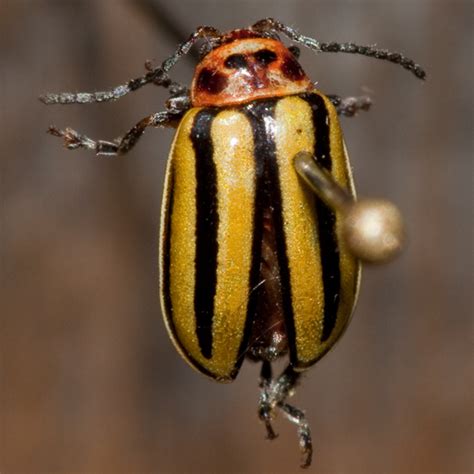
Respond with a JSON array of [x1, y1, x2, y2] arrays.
[[41, 18, 425, 469]]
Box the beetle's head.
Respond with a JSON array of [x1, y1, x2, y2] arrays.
[[191, 29, 313, 107]]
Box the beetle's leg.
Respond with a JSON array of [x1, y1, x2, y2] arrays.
[[252, 18, 426, 80], [40, 26, 221, 105], [261, 364, 312, 468], [144, 59, 191, 97], [258, 360, 278, 440], [48, 110, 181, 156], [327, 94, 372, 117], [279, 402, 313, 469]]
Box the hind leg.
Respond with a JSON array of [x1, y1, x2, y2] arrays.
[[257, 363, 313, 468]]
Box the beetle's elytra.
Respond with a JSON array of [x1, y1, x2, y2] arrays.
[[161, 93, 359, 381], [41, 18, 425, 469]]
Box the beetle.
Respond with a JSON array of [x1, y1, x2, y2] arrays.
[[41, 18, 425, 468]]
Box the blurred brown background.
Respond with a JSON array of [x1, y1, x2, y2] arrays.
[[1, 1, 472, 473]]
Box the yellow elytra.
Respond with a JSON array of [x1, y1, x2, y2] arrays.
[[159, 92, 359, 381]]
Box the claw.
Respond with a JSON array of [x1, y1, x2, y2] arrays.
[[46, 126, 93, 150]]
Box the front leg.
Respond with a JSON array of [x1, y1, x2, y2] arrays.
[[327, 94, 372, 117], [48, 110, 180, 156]]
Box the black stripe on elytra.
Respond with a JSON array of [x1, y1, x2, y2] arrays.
[[162, 166, 175, 325], [241, 99, 297, 365], [162, 145, 228, 381], [163, 166, 218, 379], [303, 93, 341, 342], [190, 108, 220, 359]]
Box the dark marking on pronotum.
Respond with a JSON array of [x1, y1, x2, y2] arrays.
[[225, 54, 248, 69], [254, 49, 278, 65], [281, 55, 306, 81], [304, 93, 341, 342], [243, 100, 297, 365], [196, 68, 228, 94], [191, 108, 220, 358]]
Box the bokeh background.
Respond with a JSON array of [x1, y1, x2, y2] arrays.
[[1, 1, 472, 473]]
